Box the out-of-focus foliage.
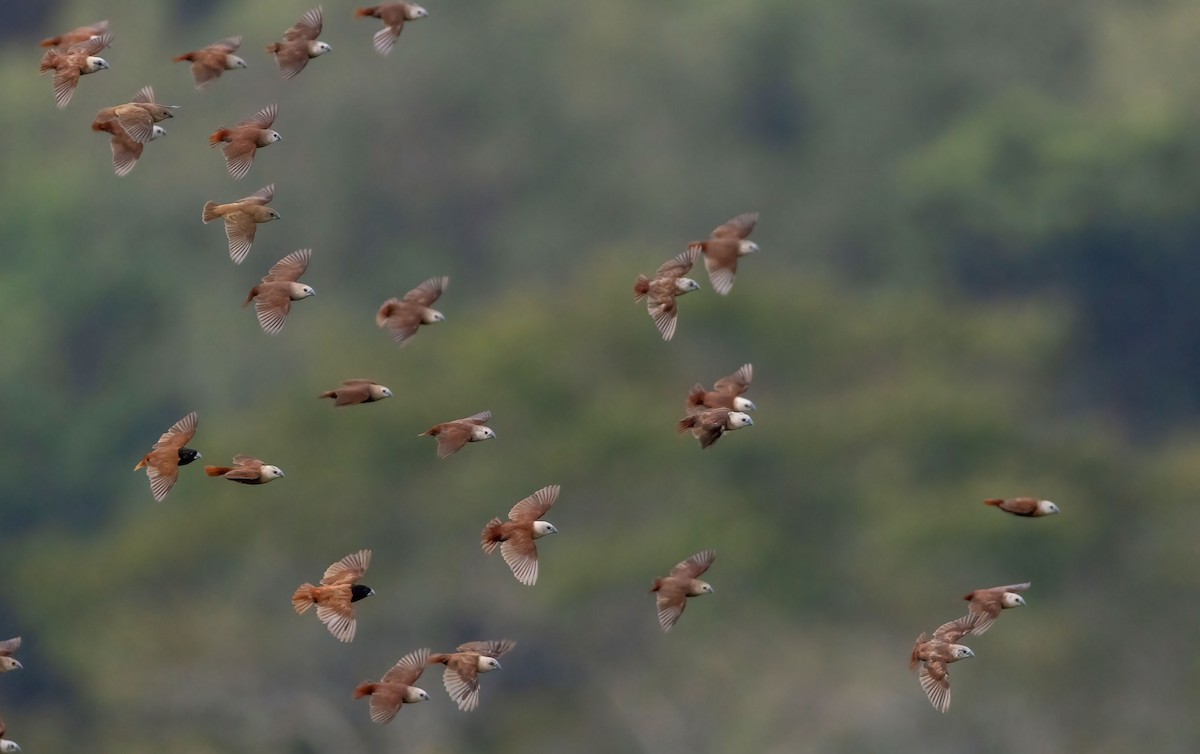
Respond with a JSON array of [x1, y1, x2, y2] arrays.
[[1, 0, 1199, 752]]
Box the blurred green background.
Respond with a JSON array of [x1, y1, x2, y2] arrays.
[[2, 0, 1199, 751]]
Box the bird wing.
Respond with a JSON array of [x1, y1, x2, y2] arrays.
[[284, 6, 324, 41], [0, 638, 21, 656], [379, 301, 421, 345], [433, 425, 472, 459], [655, 584, 688, 632], [442, 657, 481, 711], [932, 615, 977, 643], [711, 211, 758, 239], [69, 33, 113, 56], [221, 139, 258, 181], [341, 379, 378, 387], [646, 283, 680, 341], [231, 454, 264, 469], [322, 549, 371, 585], [382, 647, 430, 686], [225, 213, 258, 265], [456, 639, 516, 658], [273, 43, 311, 80], [918, 660, 951, 713], [713, 363, 753, 395], [508, 484, 560, 522], [654, 247, 699, 278], [154, 412, 198, 451], [314, 590, 357, 642], [669, 549, 715, 579], [52, 67, 82, 109], [264, 248, 310, 283], [701, 246, 738, 295], [254, 286, 293, 334], [213, 36, 242, 52], [239, 183, 274, 206], [115, 106, 155, 144], [500, 530, 539, 586], [402, 276, 447, 307], [460, 410, 492, 425], [131, 85, 156, 105], [238, 103, 277, 129], [109, 126, 145, 177]]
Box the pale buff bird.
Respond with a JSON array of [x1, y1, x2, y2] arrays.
[[651, 549, 715, 632], [319, 379, 393, 407], [133, 412, 201, 502], [0, 719, 19, 753], [204, 455, 284, 484], [0, 637, 22, 673], [243, 249, 315, 334], [634, 247, 701, 341], [420, 411, 495, 459], [292, 549, 374, 642], [41, 20, 108, 50], [267, 6, 331, 79], [39, 34, 111, 108], [173, 36, 247, 90], [376, 276, 447, 346], [202, 184, 280, 264], [91, 118, 165, 176], [92, 86, 178, 144], [910, 615, 978, 713], [209, 103, 281, 180], [428, 639, 515, 711], [686, 363, 755, 414], [961, 582, 1030, 635], [984, 497, 1060, 517], [355, 3, 428, 56], [481, 485, 560, 586], [687, 212, 759, 295], [677, 407, 753, 449], [354, 648, 432, 724]]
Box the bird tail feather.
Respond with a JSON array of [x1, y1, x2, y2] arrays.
[[201, 201, 219, 223], [633, 275, 650, 301], [983, 498, 1003, 507], [172, 53, 194, 62], [204, 465, 232, 476], [353, 681, 377, 699], [208, 129, 230, 147], [292, 584, 317, 613], [480, 518, 504, 553]]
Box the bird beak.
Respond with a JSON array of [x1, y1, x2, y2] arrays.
[[368, 588, 376, 596], [494, 660, 503, 670], [10, 660, 21, 670]]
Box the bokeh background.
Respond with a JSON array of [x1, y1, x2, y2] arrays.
[[2, 0, 1199, 751]]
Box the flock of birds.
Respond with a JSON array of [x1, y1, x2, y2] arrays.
[[10, 6, 1068, 748]]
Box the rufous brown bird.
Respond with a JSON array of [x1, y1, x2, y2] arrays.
[[420, 411, 496, 459], [961, 582, 1030, 635], [41, 19, 108, 50], [678, 407, 753, 449], [686, 363, 755, 414], [319, 379, 393, 406], [267, 6, 331, 79], [91, 118, 165, 176], [354, 648, 432, 724], [173, 36, 247, 89], [209, 103, 281, 180], [984, 497, 1060, 517], [687, 212, 759, 295], [0, 637, 22, 673], [376, 276, 447, 346], [428, 639, 515, 711], [0, 719, 19, 753], [355, 3, 428, 56], [292, 549, 375, 642], [243, 248, 315, 334], [92, 86, 178, 145], [910, 615, 978, 713], [651, 549, 715, 632], [202, 184, 280, 264], [133, 412, 201, 502], [634, 247, 701, 341], [204, 455, 284, 484], [481, 485, 560, 586], [39, 33, 111, 108]]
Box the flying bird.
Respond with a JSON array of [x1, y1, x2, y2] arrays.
[[633, 247, 701, 341], [292, 549, 375, 642], [910, 615, 978, 713], [209, 103, 281, 180], [0, 719, 19, 753], [92, 118, 165, 176], [355, 3, 428, 56], [173, 36, 247, 89], [481, 484, 560, 586], [678, 407, 753, 449], [39, 33, 111, 108], [354, 648, 432, 724], [686, 363, 755, 414], [420, 410, 495, 459], [319, 379, 393, 407], [202, 184, 280, 264], [40, 19, 108, 50], [133, 411, 201, 502], [984, 497, 1060, 517], [243, 248, 315, 334], [267, 6, 331, 79], [92, 86, 178, 145], [0, 637, 21, 673], [204, 455, 284, 484], [429, 639, 515, 711], [376, 276, 447, 346], [961, 582, 1030, 635], [687, 212, 759, 295], [650, 549, 715, 632]]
